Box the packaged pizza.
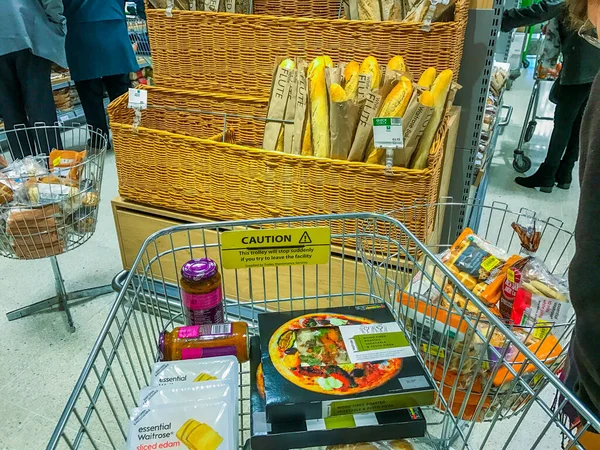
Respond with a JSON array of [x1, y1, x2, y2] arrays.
[[248, 336, 427, 448], [127, 401, 235, 450], [150, 356, 238, 386], [258, 304, 435, 423]]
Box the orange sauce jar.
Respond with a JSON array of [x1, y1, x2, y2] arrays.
[[180, 258, 224, 325]]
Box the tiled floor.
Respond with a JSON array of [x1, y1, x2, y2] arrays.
[[0, 65, 583, 450]]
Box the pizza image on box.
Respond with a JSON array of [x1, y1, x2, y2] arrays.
[[269, 313, 403, 395]]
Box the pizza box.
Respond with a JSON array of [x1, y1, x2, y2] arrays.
[[257, 304, 435, 423], [247, 336, 426, 449]]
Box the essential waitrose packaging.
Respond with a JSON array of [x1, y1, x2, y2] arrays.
[[249, 336, 426, 449], [258, 304, 435, 423], [150, 356, 238, 386], [138, 381, 235, 407], [127, 401, 233, 450]]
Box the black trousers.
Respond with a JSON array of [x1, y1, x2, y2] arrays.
[[0, 49, 61, 158], [543, 82, 592, 182], [74, 74, 131, 138]]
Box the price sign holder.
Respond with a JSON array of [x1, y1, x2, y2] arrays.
[[373, 117, 404, 175]]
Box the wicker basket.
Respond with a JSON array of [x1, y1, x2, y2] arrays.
[[109, 86, 447, 243], [253, 0, 343, 18], [146, 4, 468, 97]]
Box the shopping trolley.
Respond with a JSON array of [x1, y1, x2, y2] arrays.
[[513, 19, 562, 173], [127, 15, 152, 69], [0, 124, 109, 332], [48, 206, 599, 449]]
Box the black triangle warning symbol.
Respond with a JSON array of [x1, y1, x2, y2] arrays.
[[299, 231, 312, 244]]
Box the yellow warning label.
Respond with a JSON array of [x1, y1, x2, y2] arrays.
[[221, 227, 331, 269]]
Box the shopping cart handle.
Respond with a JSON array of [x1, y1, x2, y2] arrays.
[[112, 270, 130, 292], [499, 104, 513, 127]]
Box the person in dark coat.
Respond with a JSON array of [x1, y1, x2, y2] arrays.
[[62, 0, 139, 140], [0, 0, 66, 156], [501, 0, 600, 192]]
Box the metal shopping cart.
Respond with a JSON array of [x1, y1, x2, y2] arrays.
[[48, 205, 600, 449], [513, 19, 562, 173], [0, 125, 109, 332]]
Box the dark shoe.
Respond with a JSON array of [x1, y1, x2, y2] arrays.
[[515, 166, 555, 193], [555, 161, 574, 190]]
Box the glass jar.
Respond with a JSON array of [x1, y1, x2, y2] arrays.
[[159, 322, 249, 363], [180, 258, 224, 326]]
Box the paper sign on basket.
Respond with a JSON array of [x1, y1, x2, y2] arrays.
[[373, 117, 403, 149], [128, 88, 148, 110], [339, 322, 415, 364]]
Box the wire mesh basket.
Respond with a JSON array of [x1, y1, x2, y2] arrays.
[[0, 125, 107, 260], [48, 211, 599, 449]]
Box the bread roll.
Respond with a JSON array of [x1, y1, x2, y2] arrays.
[[359, 56, 381, 90], [387, 55, 406, 72], [418, 67, 437, 88], [326, 444, 378, 450], [358, 0, 382, 20], [344, 61, 360, 100], [309, 62, 330, 158], [0, 183, 13, 204], [389, 440, 415, 450], [409, 69, 452, 169]]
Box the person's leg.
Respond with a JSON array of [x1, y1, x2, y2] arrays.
[[16, 50, 61, 154], [74, 78, 110, 137], [515, 83, 586, 192], [555, 85, 592, 189], [103, 73, 131, 102], [0, 51, 35, 159]]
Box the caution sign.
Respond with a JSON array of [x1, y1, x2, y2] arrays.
[[221, 227, 331, 269]]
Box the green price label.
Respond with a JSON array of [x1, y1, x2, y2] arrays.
[[353, 331, 409, 351]]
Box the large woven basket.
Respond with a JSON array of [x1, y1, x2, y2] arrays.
[[146, 4, 468, 97], [253, 0, 343, 18], [109, 86, 447, 243]]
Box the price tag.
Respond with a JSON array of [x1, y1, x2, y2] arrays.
[[372, 117, 403, 149], [58, 114, 69, 124], [128, 88, 148, 110]]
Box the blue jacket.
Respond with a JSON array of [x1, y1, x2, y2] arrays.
[[0, 0, 67, 67], [62, 0, 139, 81]]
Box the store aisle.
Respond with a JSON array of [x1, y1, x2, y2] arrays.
[[486, 66, 581, 232], [0, 152, 122, 449]]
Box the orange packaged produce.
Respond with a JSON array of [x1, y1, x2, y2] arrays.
[[159, 322, 249, 363]]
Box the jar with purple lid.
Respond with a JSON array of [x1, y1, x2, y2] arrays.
[[180, 258, 224, 325]]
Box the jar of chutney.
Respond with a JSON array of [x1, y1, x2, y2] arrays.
[[180, 258, 224, 325]]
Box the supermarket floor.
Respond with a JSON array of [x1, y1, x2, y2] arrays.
[[0, 68, 582, 449]]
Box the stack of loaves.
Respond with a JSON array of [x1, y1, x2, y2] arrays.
[[262, 54, 454, 169], [7, 204, 64, 259]]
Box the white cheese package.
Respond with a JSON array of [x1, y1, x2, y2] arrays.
[[127, 401, 234, 450], [150, 356, 238, 386], [138, 381, 235, 407]]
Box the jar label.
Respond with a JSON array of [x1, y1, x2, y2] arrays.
[[181, 346, 237, 360], [182, 286, 223, 310], [178, 324, 233, 339]]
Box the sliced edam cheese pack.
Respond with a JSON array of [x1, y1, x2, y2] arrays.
[[127, 401, 233, 450], [150, 356, 238, 386], [138, 381, 235, 407]]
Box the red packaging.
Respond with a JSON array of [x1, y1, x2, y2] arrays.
[[500, 267, 522, 321]]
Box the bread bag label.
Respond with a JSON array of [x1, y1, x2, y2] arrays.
[[204, 0, 219, 11], [283, 70, 298, 153], [292, 60, 309, 155], [224, 0, 235, 12], [347, 92, 382, 161], [263, 62, 293, 151], [397, 91, 433, 166], [357, 74, 373, 102]]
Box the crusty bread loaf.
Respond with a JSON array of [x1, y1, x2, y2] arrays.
[[387, 55, 406, 72], [410, 69, 452, 169], [326, 444, 379, 450], [309, 62, 330, 158], [308, 56, 333, 78], [418, 67, 437, 88], [279, 58, 296, 70], [358, 0, 382, 20], [344, 61, 360, 100], [359, 56, 381, 90], [0, 183, 13, 204], [419, 90, 434, 106], [302, 118, 313, 156], [379, 76, 413, 117], [388, 440, 415, 450], [330, 83, 348, 102]]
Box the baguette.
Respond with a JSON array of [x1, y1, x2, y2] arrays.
[[387, 55, 406, 72], [364, 76, 413, 164], [344, 61, 360, 100], [308, 56, 333, 78], [309, 61, 330, 158], [359, 56, 381, 90], [419, 90, 434, 107], [409, 69, 452, 169], [330, 83, 347, 102], [358, 0, 382, 20], [302, 119, 313, 156], [418, 67, 437, 89], [280, 58, 296, 70]]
